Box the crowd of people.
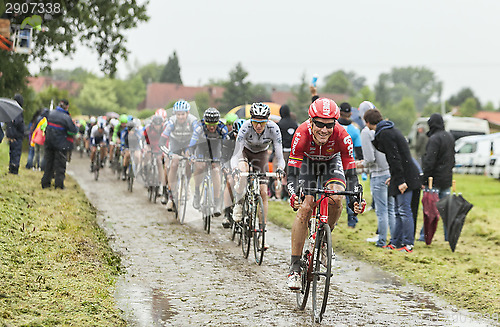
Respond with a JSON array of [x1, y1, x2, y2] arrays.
[[1, 86, 455, 293]]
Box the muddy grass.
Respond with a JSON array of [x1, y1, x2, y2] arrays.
[[0, 144, 125, 326], [268, 175, 500, 316]]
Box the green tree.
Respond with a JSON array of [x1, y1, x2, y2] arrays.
[[160, 51, 183, 84], [76, 78, 120, 116], [483, 101, 496, 112], [375, 66, 441, 113], [322, 70, 353, 95], [288, 73, 310, 122], [0, 51, 29, 97], [448, 87, 482, 110], [194, 92, 211, 114], [113, 76, 146, 111], [459, 97, 479, 117], [348, 86, 376, 110], [33, 85, 81, 117], [40, 67, 96, 83], [218, 63, 252, 111], [248, 84, 271, 103], [130, 61, 163, 85], [384, 97, 417, 135]]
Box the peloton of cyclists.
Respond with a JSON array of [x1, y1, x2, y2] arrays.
[[286, 97, 366, 290]]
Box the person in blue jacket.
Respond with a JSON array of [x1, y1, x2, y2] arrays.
[[5, 94, 25, 174], [41, 99, 77, 189]]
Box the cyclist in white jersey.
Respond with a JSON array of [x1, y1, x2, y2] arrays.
[[231, 103, 285, 248]]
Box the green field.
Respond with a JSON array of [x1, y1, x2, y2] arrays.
[[268, 175, 500, 315], [0, 143, 125, 326]]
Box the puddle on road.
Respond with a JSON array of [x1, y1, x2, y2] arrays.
[[116, 281, 177, 327]]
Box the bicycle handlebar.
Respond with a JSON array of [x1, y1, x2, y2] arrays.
[[239, 172, 280, 178]]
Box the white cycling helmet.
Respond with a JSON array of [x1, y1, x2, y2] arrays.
[[250, 102, 270, 119], [173, 100, 190, 112]]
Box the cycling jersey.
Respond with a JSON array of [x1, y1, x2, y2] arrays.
[[144, 124, 162, 153], [287, 120, 358, 195], [90, 125, 110, 146], [120, 127, 141, 150], [189, 120, 229, 159], [160, 114, 198, 154], [230, 120, 285, 170]]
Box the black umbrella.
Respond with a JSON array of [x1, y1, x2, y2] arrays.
[[0, 98, 23, 122], [436, 186, 473, 252]]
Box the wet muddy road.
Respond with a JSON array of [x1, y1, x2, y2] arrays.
[[68, 157, 494, 326]]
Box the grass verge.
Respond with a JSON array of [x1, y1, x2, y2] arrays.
[[268, 175, 500, 316], [0, 143, 125, 326]]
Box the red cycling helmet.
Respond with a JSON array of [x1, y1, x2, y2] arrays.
[[308, 98, 340, 119], [155, 108, 167, 120]]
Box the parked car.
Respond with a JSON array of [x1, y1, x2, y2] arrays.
[[455, 133, 500, 175]]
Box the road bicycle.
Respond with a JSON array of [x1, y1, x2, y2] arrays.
[[174, 156, 190, 224], [294, 178, 363, 323], [92, 145, 101, 181], [195, 158, 221, 234], [234, 169, 279, 265], [145, 150, 161, 203]]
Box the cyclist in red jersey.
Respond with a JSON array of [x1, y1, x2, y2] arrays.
[[286, 97, 366, 290]]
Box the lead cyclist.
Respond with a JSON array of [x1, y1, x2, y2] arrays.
[[286, 98, 366, 290]]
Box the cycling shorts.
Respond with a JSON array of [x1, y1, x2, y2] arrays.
[[195, 139, 223, 160], [299, 154, 346, 195], [170, 138, 190, 156], [242, 147, 269, 184]]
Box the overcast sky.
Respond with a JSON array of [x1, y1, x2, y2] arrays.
[[32, 0, 500, 105]]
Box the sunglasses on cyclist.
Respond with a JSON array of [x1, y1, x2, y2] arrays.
[[312, 119, 335, 129], [251, 119, 268, 125], [205, 122, 218, 126]]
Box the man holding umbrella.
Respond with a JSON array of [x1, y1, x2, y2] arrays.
[[418, 113, 455, 241], [5, 94, 25, 175]]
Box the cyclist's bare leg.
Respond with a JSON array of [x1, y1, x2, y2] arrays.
[[100, 144, 107, 161], [123, 150, 130, 167], [168, 156, 179, 191], [326, 183, 344, 231], [193, 162, 205, 193], [291, 195, 315, 256], [90, 146, 96, 162], [223, 173, 234, 207], [236, 161, 249, 196], [211, 163, 221, 198]]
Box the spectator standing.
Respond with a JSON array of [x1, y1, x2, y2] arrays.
[[32, 109, 49, 170], [418, 113, 455, 241], [338, 102, 363, 228], [25, 109, 42, 169], [6, 94, 25, 174], [415, 126, 428, 166], [277, 104, 298, 200], [356, 101, 395, 248], [41, 100, 77, 189], [365, 109, 421, 252]]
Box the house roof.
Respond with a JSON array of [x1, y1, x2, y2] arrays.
[[475, 111, 500, 126], [141, 83, 225, 110], [27, 76, 82, 96]]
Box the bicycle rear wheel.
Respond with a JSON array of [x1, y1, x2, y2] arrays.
[[176, 175, 188, 224], [311, 224, 332, 323], [241, 198, 251, 259], [252, 195, 266, 265], [201, 178, 210, 233]]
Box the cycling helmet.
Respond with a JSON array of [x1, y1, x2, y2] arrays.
[[233, 119, 246, 132], [126, 121, 135, 130], [90, 116, 97, 124], [119, 114, 128, 124], [173, 100, 190, 112], [155, 108, 167, 119], [308, 98, 340, 120], [127, 115, 134, 122], [203, 107, 220, 123], [224, 113, 238, 125], [151, 115, 163, 125], [250, 102, 270, 119], [110, 118, 120, 127]]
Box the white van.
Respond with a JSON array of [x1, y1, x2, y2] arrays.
[[455, 133, 500, 175], [408, 115, 490, 147]]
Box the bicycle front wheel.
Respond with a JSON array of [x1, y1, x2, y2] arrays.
[[241, 198, 251, 259], [311, 224, 332, 323], [127, 164, 134, 192], [94, 153, 100, 181], [296, 232, 314, 310], [176, 175, 188, 224], [252, 195, 265, 265]]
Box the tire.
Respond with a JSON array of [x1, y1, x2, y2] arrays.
[[148, 186, 153, 202], [177, 175, 188, 224], [128, 164, 134, 192], [153, 186, 159, 204], [94, 152, 100, 181], [296, 229, 314, 310], [252, 195, 265, 265], [201, 179, 209, 232], [311, 224, 332, 323], [241, 197, 251, 259]]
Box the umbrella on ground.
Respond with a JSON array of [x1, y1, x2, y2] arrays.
[[0, 98, 23, 122], [422, 177, 440, 245], [436, 181, 474, 252]]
